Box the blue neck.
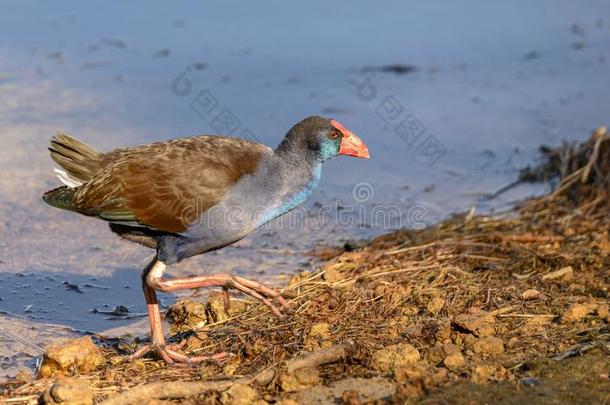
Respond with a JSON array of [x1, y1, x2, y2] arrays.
[[257, 163, 322, 226]]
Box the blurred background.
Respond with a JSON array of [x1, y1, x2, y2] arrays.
[[1, 0, 610, 377]]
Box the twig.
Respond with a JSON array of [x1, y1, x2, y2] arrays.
[[385, 241, 439, 255], [490, 305, 516, 315], [285, 341, 354, 374], [581, 127, 607, 183], [552, 340, 608, 361], [484, 178, 524, 200], [501, 234, 563, 243], [499, 314, 555, 318], [98, 380, 235, 405], [1, 395, 40, 403]]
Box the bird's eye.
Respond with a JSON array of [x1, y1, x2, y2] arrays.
[[329, 130, 340, 139]]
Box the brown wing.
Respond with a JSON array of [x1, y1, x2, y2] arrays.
[[71, 136, 269, 233]]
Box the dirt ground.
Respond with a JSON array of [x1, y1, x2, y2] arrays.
[[1, 131, 609, 404]]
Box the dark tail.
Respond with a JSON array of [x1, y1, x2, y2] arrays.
[[42, 186, 77, 211], [49, 132, 102, 182]]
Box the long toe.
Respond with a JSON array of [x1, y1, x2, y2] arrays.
[[233, 275, 290, 308], [227, 275, 289, 317]]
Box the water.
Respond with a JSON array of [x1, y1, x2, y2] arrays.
[[1, 0, 610, 378]]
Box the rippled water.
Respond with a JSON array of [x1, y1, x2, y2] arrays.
[[1, 0, 610, 378]]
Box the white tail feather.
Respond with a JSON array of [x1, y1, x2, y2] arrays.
[[54, 168, 83, 188]]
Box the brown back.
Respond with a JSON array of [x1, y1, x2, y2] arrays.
[[71, 136, 268, 233]]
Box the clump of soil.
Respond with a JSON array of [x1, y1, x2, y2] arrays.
[[2, 128, 609, 404], [37, 337, 104, 379]]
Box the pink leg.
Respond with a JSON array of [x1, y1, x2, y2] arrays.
[[144, 258, 288, 316], [130, 257, 288, 364]]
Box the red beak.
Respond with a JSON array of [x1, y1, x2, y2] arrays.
[[331, 119, 370, 159]]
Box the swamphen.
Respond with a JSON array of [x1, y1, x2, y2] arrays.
[[42, 116, 369, 363]]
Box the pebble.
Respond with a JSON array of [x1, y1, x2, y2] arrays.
[[370, 343, 420, 372], [472, 337, 505, 356], [37, 337, 104, 379], [41, 378, 93, 405], [521, 289, 541, 300], [453, 311, 496, 337], [443, 353, 465, 370]]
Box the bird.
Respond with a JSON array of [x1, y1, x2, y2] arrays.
[[42, 116, 369, 363]]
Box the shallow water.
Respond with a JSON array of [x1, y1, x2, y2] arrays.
[[1, 0, 610, 378]]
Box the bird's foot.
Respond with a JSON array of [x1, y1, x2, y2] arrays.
[[223, 274, 290, 317], [129, 340, 228, 365]]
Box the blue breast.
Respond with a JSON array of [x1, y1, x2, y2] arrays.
[[257, 164, 322, 226]]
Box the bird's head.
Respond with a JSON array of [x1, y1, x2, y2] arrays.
[[278, 116, 369, 162]]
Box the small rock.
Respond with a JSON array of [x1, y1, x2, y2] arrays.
[[211, 292, 247, 318], [472, 337, 504, 356], [443, 353, 465, 370], [166, 299, 207, 332], [562, 302, 598, 323], [167, 295, 248, 334], [42, 378, 93, 405], [394, 361, 429, 381], [281, 367, 321, 392], [542, 266, 573, 281], [220, 383, 257, 405], [521, 289, 541, 300], [453, 311, 496, 337], [371, 343, 420, 372], [37, 337, 104, 379]]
